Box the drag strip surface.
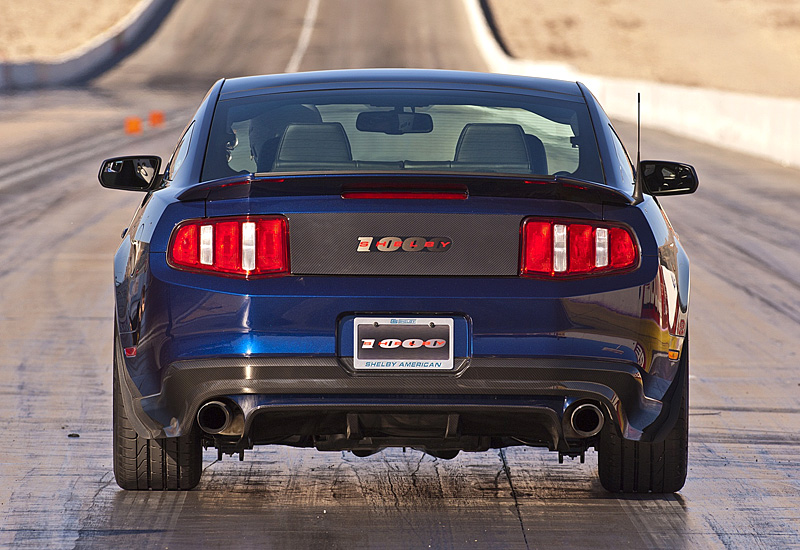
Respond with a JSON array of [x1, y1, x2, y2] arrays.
[[0, 1, 798, 548]]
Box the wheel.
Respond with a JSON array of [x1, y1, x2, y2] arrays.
[[113, 354, 202, 490], [597, 341, 688, 493]]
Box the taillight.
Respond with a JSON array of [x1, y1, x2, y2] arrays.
[[169, 216, 288, 277], [521, 218, 638, 277]]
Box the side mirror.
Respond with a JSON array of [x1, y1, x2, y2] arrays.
[[98, 156, 162, 191], [639, 160, 698, 196]]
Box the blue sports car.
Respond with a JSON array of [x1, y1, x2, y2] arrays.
[[99, 69, 697, 492]]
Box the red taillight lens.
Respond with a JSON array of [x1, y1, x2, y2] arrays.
[[568, 224, 595, 273], [215, 221, 241, 273], [609, 227, 636, 268], [169, 216, 288, 278], [171, 224, 200, 267], [521, 218, 637, 277], [256, 219, 287, 272], [520, 221, 552, 273]]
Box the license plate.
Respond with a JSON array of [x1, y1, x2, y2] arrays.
[[353, 317, 454, 370]]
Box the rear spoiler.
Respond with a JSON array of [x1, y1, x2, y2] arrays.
[[176, 172, 635, 205]]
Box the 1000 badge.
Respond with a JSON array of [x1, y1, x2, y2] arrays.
[[353, 317, 454, 370]]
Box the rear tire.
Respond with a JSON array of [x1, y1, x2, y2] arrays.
[[597, 342, 688, 493], [113, 355, 202, 490]]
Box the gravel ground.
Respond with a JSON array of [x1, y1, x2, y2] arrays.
[[485, 0, 800, 98], [0, 0, 141, 60]]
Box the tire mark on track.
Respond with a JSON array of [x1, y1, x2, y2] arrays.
[[499, 449, 530, 550]]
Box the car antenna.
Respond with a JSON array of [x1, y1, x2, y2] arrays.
[[632, 92, 644, 204]]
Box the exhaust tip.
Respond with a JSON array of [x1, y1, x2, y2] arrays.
[[569, 403, 605, 438], [197, 401, 232, 434]]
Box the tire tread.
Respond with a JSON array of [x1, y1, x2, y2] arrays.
[[598, 343, 689, 494], [113, 356, 202, 490]]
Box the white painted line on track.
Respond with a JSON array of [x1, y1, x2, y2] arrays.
[[284, 0, 321, 73]]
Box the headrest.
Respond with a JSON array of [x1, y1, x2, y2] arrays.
[[525, 134, 549, 175], [454, 123, 530, 165], [249, 104, 322, 150], [276, 123, 353, 162]]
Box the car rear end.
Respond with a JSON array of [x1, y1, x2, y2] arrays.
[[110, 71, 691, 492]]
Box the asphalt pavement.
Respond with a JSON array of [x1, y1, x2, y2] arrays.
[[0, 0, 798, 548]]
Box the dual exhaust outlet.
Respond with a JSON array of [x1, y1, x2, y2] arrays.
[[198, 399, 605, 439]]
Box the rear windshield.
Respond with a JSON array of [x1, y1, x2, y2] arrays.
[[201, 89, 603, 184]]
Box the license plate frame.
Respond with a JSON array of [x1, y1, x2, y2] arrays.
[[353, 317, 454, 370]]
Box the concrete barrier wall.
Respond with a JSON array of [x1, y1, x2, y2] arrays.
[[463, 0, 800, 170], [0, 0, 173, 90]]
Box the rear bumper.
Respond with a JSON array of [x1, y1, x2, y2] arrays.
[[122, 352, 667, 445]]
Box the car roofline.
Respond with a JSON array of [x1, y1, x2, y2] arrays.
[[218, 68, 583, 99]]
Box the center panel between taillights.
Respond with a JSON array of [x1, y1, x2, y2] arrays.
[[287, 212, 522, 276]]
